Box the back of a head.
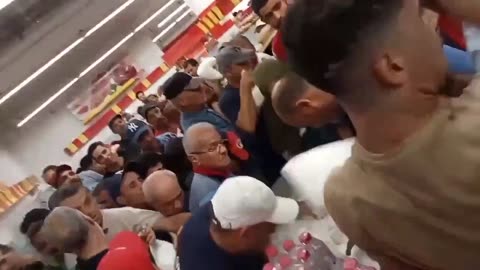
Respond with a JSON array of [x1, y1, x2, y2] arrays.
[[48, 184, 84, 210], [271, 72, 309, 119], [251, 0, 268, 16], [282, 0, 404, 96], [20, 208, 51, 235], [143, 170, 179, 202], [42, 207, 90, 253]]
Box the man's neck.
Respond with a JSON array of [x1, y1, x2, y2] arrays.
[[345, 96, 439, 153], [78, 228, 108, 260], [210, 227, 244, 254]]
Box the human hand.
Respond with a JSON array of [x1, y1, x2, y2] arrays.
[[240, 69, 255, 91], [135, 225, 156, 245]]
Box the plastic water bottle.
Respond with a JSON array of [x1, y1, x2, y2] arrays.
[[343, 258, 376, 270], [263, 262, 280, 270], [299, 232, 337, 266], [279, 255, 304, 270], [265, 245, 284, 267]]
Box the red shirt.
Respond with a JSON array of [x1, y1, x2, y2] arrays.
[[272, 32, 288, 62], [438, 15, 466, 50]]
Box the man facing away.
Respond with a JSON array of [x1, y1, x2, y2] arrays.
[[283, 0, 480, 269], [41, 207, 109, 270], [178, 176, 299, 270]]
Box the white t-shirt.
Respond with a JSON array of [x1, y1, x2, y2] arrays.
[[102, 207, 163, 241]]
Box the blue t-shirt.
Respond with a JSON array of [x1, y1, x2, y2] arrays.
[[179, 203, 266, 270], [189, 173, 222, 213], [219, 85, 286, 185], [181, 107, 234, 133]]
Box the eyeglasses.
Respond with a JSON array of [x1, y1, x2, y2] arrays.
[[189, 139, 228, 155]]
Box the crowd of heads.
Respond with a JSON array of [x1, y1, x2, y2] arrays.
[[4, 0, 472, 269]]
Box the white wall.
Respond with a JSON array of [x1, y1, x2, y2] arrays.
[[184, 0, 214, 15], [0, 149, 29, 184], [2, 35, 166, 177]]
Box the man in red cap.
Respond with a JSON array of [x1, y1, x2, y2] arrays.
[[98, 231, 158, 270]]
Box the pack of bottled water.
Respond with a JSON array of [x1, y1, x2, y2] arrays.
[[264, 232, 376, 270]]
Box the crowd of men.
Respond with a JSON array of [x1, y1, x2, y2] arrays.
[[3, 0, 480, 269]]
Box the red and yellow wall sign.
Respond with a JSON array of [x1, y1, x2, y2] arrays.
[[64, 0, 241, 155]]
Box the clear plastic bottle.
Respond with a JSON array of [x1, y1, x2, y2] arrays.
[[279, 255, 304, 270], [343, 258, 376, 270], [266, 245, 286, 268], [298, 232, 338, 267]]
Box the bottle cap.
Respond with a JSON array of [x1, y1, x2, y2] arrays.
[[279, 256, 293, 267], [265, 245, 279, 258], [282, 239, 295, 251], [299, 232, 313, 244], [344, 258, 359, 270], [297, 248, 311, 261]]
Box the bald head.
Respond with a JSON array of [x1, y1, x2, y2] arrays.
[[183, 122, 218, 154], [142, 170, 185, 216], [143, 170, 181, 204], [41, 207, 90, 253]]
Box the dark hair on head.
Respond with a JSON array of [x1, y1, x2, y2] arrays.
[[282, 0, 404, 94], [48, 184, 86, 210], [42, 165, 57, 175], [87, 141, 105, 157], [0, 244, 12, 255], [183, 59, 199, 68], [92, 181, 106, 197], [135, 152, 166, 173], [135, 91, 145, 99], [273, 72, 310, 115], [20, 208, 51, 234], [123, 161, 148, 181], [79, 155, 93, 171], [108, 114, 123, 131], [250, 0, 268, 16], [232, 11, 238, 17]]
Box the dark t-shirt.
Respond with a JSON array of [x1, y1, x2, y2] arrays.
[[76, 249, 108, 270], [219, 85, 286, 185], [178, 203, 266, 270]]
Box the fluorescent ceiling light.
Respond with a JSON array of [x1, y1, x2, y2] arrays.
[[135, 0, 177, 32], [157, 3, 187, 29], [0, 0, 136, 106], [17, 78, 79, 127], [153, 9, 191, 42], [18, 2, 181, 127], [0, 0, 15, 11]]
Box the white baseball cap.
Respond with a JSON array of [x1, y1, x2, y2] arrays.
[[211, 176, 299, 230]]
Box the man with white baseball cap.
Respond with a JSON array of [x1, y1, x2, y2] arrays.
[[178, 176, 299, 270]]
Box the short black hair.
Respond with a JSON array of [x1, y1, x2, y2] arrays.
[[20, 209, 51, 235], [123, 161, 147, 181], [48, 184, 85, 210], [136, 152, 165, 173], [251, 0, 268, 16], [282, 0, 403, 94], [92, 181, 107, 197], [87, 141, 104, 157], [108, 114, 123, 131], [0, 244, 12, 255], [135, 91, 145, 99], [79, 155, 92, 171], [183, 59, 199, 68]]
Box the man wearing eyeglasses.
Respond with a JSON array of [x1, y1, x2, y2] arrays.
[[182, 123, 233, 213]]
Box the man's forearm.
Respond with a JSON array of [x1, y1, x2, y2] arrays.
[[236, 86, 258, 133], [152, 213, 192, 233]]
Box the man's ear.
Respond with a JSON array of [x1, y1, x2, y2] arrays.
[[373, 53, 407, 88], [187, 154, 199, 165], [116, 196, 126, 206], [295, 98, 312, 109]]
